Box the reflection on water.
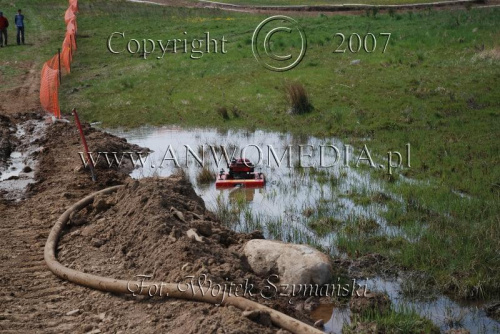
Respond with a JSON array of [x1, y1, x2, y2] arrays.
[[104, 125, 499, 333], [311, 304, 350, 334], [105, 125, 402, 252], [229, 187, 256, 202], [356, 277, 500, 334], [312, 277, 500, 333]]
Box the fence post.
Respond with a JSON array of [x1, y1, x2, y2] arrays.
[[73, 109, 97, 182]]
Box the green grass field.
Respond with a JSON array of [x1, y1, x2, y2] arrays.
[[1, 0, 499, 319]]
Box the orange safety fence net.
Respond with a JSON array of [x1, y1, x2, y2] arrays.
[[40, 55, 61, 118], [69, 0, 79, 13], [61, 46, 73, 74], [39, 0, 78, 118], [61, 32, 75, 74], [63, 31, 77, 52], [64, 7, 75, 25], [67, 20, 77, 36]]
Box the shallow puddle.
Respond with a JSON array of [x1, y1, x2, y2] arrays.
[[105, 125, 403, 251], [314, 277, 500, 333], [0, 120, 46, 201], [311, 304, 350, 333], [104, 125, 499, 333], [356, 277, 500, 334]]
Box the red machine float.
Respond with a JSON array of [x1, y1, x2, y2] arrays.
[[215, 158, 265, 188]]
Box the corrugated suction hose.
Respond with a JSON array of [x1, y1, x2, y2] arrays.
[[44, 185, 323, 334]]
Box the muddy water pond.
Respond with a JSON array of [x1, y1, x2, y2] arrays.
[[105, 126, 401, 249], [105, 125, 499, 333]]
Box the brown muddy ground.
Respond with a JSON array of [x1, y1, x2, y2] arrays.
[[0, 113, 319, 333]]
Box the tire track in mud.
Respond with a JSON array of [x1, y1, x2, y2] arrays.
[[0, 207, 84, 334]]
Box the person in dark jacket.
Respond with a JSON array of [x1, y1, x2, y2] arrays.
[[0, 12, 8, 47], [14, 9, 24, 45]]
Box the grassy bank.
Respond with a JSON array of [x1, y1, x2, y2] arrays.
[[57, 1, 499, 197], [2, 0, 500, 311]]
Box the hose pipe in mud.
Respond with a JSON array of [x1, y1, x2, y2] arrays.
[[44, 185, 324, 334]]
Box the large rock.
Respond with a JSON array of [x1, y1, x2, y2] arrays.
[[243, 239, 333, 286]]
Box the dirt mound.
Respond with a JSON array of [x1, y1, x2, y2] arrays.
[[57, 176, 313, 333], [29, 120, 144, 197], [60, 176, 255, 284]]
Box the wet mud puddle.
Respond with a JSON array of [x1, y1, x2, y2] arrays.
[[312, 277, 500, 333], [0, 119, 46, 201]]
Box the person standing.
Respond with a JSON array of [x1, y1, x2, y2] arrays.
[[0, 12, 8, 47], [14, 9, 24, 45]]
